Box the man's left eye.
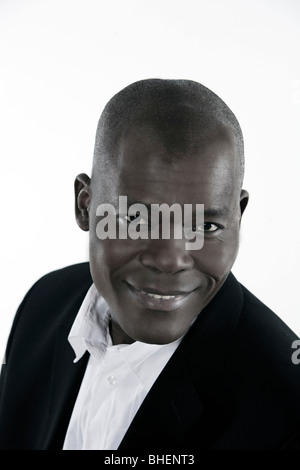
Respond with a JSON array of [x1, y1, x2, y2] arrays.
[[197, 223, 220, 232]]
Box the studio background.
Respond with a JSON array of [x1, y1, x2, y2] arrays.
[[1, 0, 300, 360]]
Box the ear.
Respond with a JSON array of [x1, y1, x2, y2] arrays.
[[75, 173, 91, 231], [239, 189, 249, 221]]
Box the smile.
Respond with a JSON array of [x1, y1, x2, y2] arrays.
[[141, 291, 177, 300], [125, 282, 195, 311]]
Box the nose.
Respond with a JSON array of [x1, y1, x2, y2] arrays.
[[139, 238, 194, 274]]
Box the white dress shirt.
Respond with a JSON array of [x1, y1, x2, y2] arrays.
[[63, 284, 183, 450]]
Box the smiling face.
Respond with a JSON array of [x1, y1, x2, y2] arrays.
[[76, 118, 249, 345]]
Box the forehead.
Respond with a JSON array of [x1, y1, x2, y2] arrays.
[[107, 123, 239, 205], [92, 122, 240, 212]]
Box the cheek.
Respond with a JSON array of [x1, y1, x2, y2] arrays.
[[89, 237, 122, 306], [194, 229, 240, 278], [89, 238, 122, 281], [89, 234, 141, 286], [89, 211, 129, 271]]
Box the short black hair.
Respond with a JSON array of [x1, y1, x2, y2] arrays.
[[93, 78, 245, 186]]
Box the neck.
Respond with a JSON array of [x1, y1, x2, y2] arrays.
[[109, 317, 136, 345]]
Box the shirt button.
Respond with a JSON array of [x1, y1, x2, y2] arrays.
[[107, 375, 117, 385]]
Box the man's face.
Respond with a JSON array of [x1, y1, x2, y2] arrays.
[[83, 124, 248, 345]]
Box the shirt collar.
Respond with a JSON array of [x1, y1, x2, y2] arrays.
[[68, 283, 112, 363]]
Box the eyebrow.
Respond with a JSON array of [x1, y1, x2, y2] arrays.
[[203, 208, 228, 217], [118, 196, 228, 218]]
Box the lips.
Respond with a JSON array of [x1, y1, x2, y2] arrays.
[[125, 281, 197, 311], [141, 291, 177, 300]]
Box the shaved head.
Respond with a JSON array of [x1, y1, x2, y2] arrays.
[[92, 78, 245, 188]]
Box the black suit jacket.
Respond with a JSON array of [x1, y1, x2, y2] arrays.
[[0, 262, 300, 450]]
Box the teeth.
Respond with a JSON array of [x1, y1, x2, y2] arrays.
[[142, 291, 176, 300]]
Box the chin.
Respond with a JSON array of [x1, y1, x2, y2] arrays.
[[128, 327, 184, 345]]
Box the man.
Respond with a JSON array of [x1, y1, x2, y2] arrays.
[[0, 79, 300, 450]]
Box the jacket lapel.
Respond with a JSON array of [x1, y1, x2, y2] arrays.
[[119, 272, 244, 450], [39, 291, 90, 449]]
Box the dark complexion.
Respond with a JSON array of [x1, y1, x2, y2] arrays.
[[75, 124, 248, 345]]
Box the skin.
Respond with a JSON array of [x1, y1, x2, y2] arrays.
[[75, 121, 249, 345]]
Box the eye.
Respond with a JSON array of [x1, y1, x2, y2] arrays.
[[194, 222, 221, 233], [202, 222, 220, 232], [124, 212, 148, 225]]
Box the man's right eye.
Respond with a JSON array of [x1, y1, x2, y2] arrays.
[[125, 214, 139, 223], [122, 213, 149, 225]]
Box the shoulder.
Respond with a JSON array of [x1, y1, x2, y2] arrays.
[[228, 280, 300, 392], [19, 262, 92, 308], [17, 261, 92, 315], [218, 279, 300, 447], [30, 262, 92, 293], [4, 263, 92, 358], [238, 282, 298, 348]]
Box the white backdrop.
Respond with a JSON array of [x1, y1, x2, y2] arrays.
[[1, 0, 300, 360]]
